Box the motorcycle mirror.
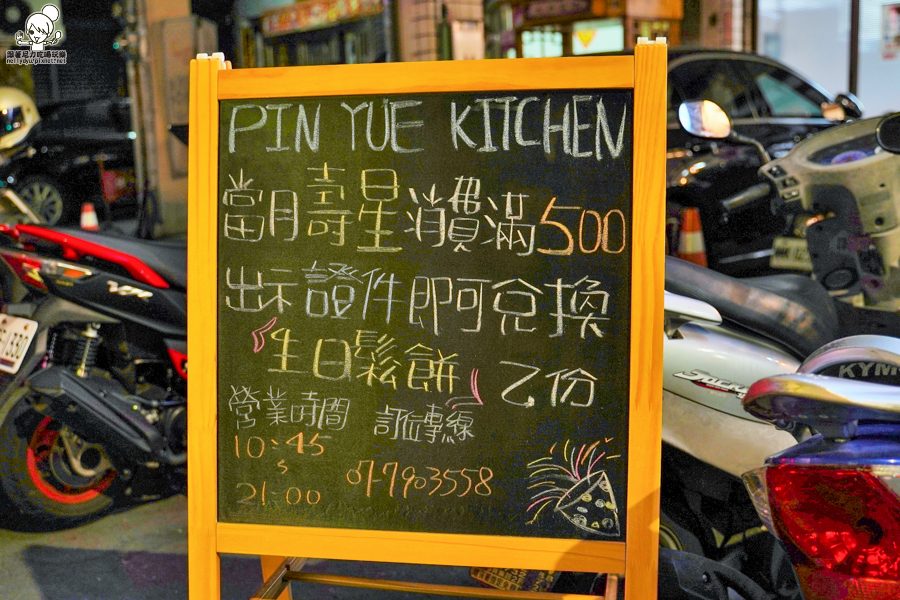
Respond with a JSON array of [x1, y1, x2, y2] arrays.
[[876, 113, 900, 154], [677, 100, 732, 139], [835, 92, 864, 120]]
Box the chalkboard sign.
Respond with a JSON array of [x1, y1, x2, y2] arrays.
[[189, 49, 666, 600], [217, 88, 633, 540]]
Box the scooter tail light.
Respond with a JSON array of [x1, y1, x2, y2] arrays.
[[0, 251, 93, 292], [763, 464, 900, 600], [742, 467, 776, 533], [0, 223, 19, 240], [166, 348, 187, 381], [873, 465, 900, 498], [793, 566, 900, 600], [0, 251, 47, 291]]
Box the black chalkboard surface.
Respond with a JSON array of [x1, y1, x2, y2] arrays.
[[217, 89, 633, 541]]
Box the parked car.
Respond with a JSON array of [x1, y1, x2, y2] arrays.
[[664, 50, 862, 276], [0, 96, 137, 225]]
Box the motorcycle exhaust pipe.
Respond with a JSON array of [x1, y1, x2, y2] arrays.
[[27, 366, 183, 467]]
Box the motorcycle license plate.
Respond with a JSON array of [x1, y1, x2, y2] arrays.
[[770, 237, 813, 271], [0, 314, 37, 374]]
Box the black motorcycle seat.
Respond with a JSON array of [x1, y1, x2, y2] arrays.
[[665, 256, 840, 359], [58, 228, 187, 290]]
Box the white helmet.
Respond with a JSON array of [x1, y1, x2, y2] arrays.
[[0, 87, 40, 151]]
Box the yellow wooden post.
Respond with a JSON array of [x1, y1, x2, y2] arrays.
[[625, 39, 667, 600], [188, 52, 227, 600]]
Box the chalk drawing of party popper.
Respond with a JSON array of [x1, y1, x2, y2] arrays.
[[526, 440, 621, 536]]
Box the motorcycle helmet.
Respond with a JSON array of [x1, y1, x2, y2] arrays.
[[0, 87, 39, 151]]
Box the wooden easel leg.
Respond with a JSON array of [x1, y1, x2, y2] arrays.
[[260, 556, 294, 600], [604, 574, 619, 600]]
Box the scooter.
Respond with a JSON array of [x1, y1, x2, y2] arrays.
[[676, 104, 900, 312], [542, 248, 894, 600], [548, 256, 900, 599], [0, 221, 186, 523], [660, 256, 825, 600], [741, 335, 900, 600]]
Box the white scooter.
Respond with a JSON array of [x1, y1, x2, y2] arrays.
[[659, 253, 900, 600]]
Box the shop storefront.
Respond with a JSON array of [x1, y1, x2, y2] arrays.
[[237, 0, 485, 66], [485, 0, 682, 58], [238, 0, 388, 67]]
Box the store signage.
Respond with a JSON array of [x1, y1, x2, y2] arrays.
[[884, 4, 900, 57], [261, 0, 383, 37], [525, 0, 593, 20]]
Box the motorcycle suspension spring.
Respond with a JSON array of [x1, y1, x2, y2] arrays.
[[45, 329, 60, 366], [75, 324, 101, 378]]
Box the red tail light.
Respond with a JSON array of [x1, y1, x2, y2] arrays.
[[762, 465, 900, 599], [0, 250, 94, 292], [0, 251, 47, 291], [167, 348, 187, 380], [0, 223, 19, 239]]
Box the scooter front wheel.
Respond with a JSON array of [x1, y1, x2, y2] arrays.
[[0, 396, 120, 524]]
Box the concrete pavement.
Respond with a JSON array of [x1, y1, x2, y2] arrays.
[[0, 496, 477, 600], [0, 496, 263, 600]]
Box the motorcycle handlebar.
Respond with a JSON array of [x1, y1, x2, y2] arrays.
[[719, 182, 773, 218]]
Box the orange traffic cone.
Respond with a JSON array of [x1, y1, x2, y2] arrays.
[[677, 207, 707, 267], [80, 202, 99, 231]]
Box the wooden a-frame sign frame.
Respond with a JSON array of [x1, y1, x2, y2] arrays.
[[188, 44, 666, 600]]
